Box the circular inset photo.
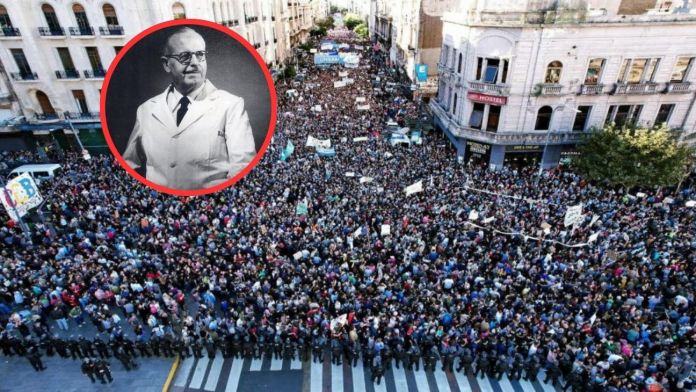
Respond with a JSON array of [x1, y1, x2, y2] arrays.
[[101, 19, 276, 196]]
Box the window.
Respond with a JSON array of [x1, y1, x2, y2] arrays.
[[545, 61, 562, 84], [618, 58, 660, 83], [457, 53, 462, 73], [85, 47, 103, 71], [572, 106, 591, 131], [42, 4, 61, 31], [655, 104, 674, 126], [484, 59, 499, 83], [114, 46, 123, 55], [57, 48, 76, 72], [172, 2, 186, 19], [103, 4, 119, 26], [584, 58, 605, 85], [476, 58, 483, 80], [452, 93, 458, 115], [606, 105, 643, 127], [671, 57, 694, 82], [11, 48, 32, 75], [475, 58, 509, 84], [469, 103, 485, 129], [487, 105, 501, 132], [535, 106, 553, 130], [72, 90, 88, 114], [35, 91, 55, 115], [0, 5, 12, 27], [72, 4, 90, 31]]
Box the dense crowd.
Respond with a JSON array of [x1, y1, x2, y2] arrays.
[[0, 37, 695, 392]]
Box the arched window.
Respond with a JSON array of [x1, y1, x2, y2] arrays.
[[42, 4, 61, 31], [35, 91, 55, 115], [545, 61, 562, 84], [72, 4, 90, 31], [457, 53, 462, 73], [103, 4, 119, 25], [452, 93, 458, 115], [172, 2, 186, 19], [0, 5, 13, 27], [535, 106, 553, 130]]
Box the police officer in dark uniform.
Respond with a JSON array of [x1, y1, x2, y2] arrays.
[[256, 335, 266, 360], [0, 331, 12, 356], [68, 336, 83, 359], [136, 336, 151, 357], [526, 357, 540, 381], [192, 336, 203, 358], [331, 337, 342, 365], [312, 333, 325, 363], [39, 334, 54, 357], [475, 351, 491, 378], [347, 340, 360, 368], [442, 346, 455, 372], [26, 345, 46, 371], [456, 347, 474, 375], [205, 336, 216, 359], [244, 336, 255, 359], [393, 343, 405, 369], [407, 344, 420, 371], [115, 346, 136, 371], [123, 337, 137, 358], [54, 335, 69, 358], [79, 336, 96, 357], [96, 359, 113, 384], [150, 335, 162, 357], [162, 334, 175, 357], [425, 346, 440, 372], [273, 335, 283, 360], [82, 358, 97, 383], [94, 336, 110, 358], [371, 353, 384, 385]]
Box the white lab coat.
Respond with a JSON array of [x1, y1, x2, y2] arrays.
[[122, 80, 256, 190]]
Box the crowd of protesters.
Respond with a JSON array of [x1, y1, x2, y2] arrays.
[[0, 33, 695, 392]]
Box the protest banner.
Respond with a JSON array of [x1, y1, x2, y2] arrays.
[[0, 173, 43, 222], [339, 71, 348, 77], [280, 140, 294, 161], [357, 105, 370, 111], [359, 176, 373, 184], [316, 147, 336, 157], [353, 136, 368, 142], [296, 200, 308, 215], [355, 97, 366, 103], [404, 180, 423, 196], [564, 203, 583, 227], [381, 224, 390, 236], [345, 172, 355, 177]]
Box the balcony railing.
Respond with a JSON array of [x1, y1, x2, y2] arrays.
[[537, 83, 563, 96], [99, 25, 124, 36], [38, 27, 66, 36], [10, 72, 38, 81], [35, 113, 60, 121], [0, 27, 20, 37], [245, 16, 258, 23], [55, 69, 81, 79], [579, 84, 605, 95], [253, 43, 261, 49], [84, 69, 106, 79], [65, 111, 99, 120], [665, 82, 691, 94], [468, 81, 511, 96], [613, 82, 658, 94], [69, 26, 95, 36], [431, 101, 586, 145]]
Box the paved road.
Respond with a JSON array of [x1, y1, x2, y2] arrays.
[[170, 356, 562, 392], [0, 355, 173, 392]]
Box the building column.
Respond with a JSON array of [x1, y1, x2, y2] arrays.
[[541, 144, 562, 169], [489, 145, 505, 170]]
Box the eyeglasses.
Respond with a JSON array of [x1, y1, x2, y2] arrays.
[[163, 51, 207, 65]]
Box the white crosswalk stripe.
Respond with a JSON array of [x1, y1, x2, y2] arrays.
[[173, 355, 539, 392], [188, 357, 210, 389], [331, 363, 344, 392], [225, 359, 244, 392], [203, 355, 225, 391], [173, 356, 195, 387]]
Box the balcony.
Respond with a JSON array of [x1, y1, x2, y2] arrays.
[[665, 82, 691, 94], [579, 84, 605, 95], [55, 70, 81, 80], [613, 82, 658, 94], [38, 27, 66, 37], [253, 43, 261, 49], [431, 100, 586, 145], [468, 81, 511, 96], [99, 25, 124, 36], [10, 72, 38, 81], [83, 69, 106, 79], [264, 40, 269, 46], [65, 111, 99, 121], [245, 16, 258, 24], [0, 27, 20, 38], [536, 83, 563, 96], [69, 26, 95, 37], [35, 113, 60, 121]]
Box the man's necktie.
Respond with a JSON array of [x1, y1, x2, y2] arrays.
[[176, 96, 190, 126]]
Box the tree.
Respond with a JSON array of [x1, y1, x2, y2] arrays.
[[344, 13, 363, 30], [283, 64, 296, 80], [354, 23, 368, 39], [571, 124, 695, 189], [315, 16, 334, 31]]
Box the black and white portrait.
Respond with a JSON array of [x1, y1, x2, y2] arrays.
[[103, 22, 274, 193]]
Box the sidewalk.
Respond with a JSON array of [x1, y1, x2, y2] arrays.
[[0, 354, 174, 391]]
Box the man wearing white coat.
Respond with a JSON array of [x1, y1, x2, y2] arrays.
[[123, 27, 256, 190]]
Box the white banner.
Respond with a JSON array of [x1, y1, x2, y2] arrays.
[[590, 214, 600, 227], [353, 136, 368, 142], [338, 71, 348, 77], [355, 97, 366, 103], [345, 172, 355, 177], [381, 224, 390, 236], [307, 135, 331, 149], [404, 180, 423, 196], [359, 176, 373, 184], [1, 173, 43, 222], [588, 232, 600, 243], [468, 210, 479, 221], [333, 81, 346, 88], [482, 216, 495, 224], [357, 105, 370, 111], [564, 203, 583, 227], [311, 105, 322, 112], [353, 226, 362, 238]]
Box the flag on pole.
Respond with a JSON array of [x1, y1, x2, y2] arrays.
[[280, 139, 295, 161]]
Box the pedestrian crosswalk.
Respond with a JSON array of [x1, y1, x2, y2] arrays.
[[170, 355, 562, 392]]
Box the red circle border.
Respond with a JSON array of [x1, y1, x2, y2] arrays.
[[99, 18, 278, 197]]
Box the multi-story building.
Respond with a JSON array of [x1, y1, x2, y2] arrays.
[[370, 0, 460, 99], [0, 0, 322, 154], [331, 0, 370, 17], [433, 0, 696, 169]]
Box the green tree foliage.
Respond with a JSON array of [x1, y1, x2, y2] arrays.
[[344, 14, 363, 30], [315, 16, 334, 31], [571, 124, 695, 188], [283, 64, 296, 80], [354, 23, 369, 38]]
